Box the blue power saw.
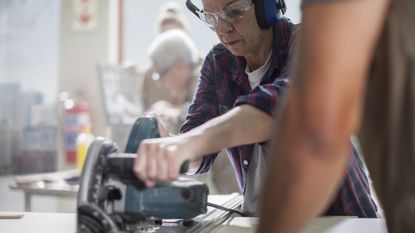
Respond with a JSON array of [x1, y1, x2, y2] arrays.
[[76, 116, 209, 233]]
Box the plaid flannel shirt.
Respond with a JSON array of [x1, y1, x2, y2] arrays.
[[180, 17, 377, 217]]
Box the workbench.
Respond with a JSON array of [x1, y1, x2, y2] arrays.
[[0, 192, 388, 233], [6, 176, 390, 233], [0, 211, 388, 233], [9, 170, 79, 211]]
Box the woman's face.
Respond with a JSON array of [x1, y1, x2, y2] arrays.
[[202, 0, 265, 57]]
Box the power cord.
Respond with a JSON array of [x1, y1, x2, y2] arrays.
[[207, 202, 247, 217]]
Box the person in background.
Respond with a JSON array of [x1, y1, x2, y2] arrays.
[[155, 1, 190, 33], [140, 1, 240, 194], [258, 0, 415, 232], [133, 0, 377, 217], [146, 29, 201, 134], [141, 2, 190, 111]]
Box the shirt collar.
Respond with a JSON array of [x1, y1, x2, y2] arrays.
[[213, 17, 294, 90]]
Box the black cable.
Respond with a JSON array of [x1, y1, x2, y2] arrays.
[[207, 202, 247, 217]]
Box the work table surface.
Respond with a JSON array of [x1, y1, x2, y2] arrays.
[[0, 193, 388, 233], [0, 212, 388, 233]]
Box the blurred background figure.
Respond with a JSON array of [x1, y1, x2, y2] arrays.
[[141, 1, 190, 112], [155, 1, 189, 33], [146, 29, 201, 134], [139, 2, 239, 194]]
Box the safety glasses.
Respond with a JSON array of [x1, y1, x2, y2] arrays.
[[186, 0, 253, 29]]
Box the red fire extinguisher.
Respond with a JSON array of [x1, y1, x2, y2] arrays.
[[61, 92, 91, 164]]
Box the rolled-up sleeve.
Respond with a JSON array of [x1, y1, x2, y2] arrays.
[[234, 77, 289, 116]]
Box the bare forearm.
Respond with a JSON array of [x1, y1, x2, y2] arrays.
[[134, 103, 272, 183], [257, 0, 389, 232], [258, 97, 351, 233], [182, 105, 273, 162]]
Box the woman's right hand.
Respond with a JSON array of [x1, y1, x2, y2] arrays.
[[133, 135, 195, 187]]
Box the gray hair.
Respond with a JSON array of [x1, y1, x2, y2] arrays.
[[148, 29, 199, 72]]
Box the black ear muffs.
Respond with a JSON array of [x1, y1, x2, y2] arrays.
[[254, 0, 286, 29]]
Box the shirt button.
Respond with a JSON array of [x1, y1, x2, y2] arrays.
[[243, 160, 249, 166]]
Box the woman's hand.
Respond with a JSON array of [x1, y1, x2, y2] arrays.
[[133, 135, 194, 187]]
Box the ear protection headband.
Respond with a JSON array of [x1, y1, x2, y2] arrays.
[[254, 0, 287, 29]]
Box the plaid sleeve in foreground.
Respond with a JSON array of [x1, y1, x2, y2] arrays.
[[234, 78, 289, 116]]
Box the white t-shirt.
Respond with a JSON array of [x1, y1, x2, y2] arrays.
[[245, 51, 272, 90]]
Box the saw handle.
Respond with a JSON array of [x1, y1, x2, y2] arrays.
[[107, 153, 190, 187], [113, 116, 189, 187]]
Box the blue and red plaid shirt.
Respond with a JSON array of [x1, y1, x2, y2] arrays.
[[180, 17, 377, 217]]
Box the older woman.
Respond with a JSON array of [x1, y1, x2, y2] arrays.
[[134, 0, 377, 217]]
